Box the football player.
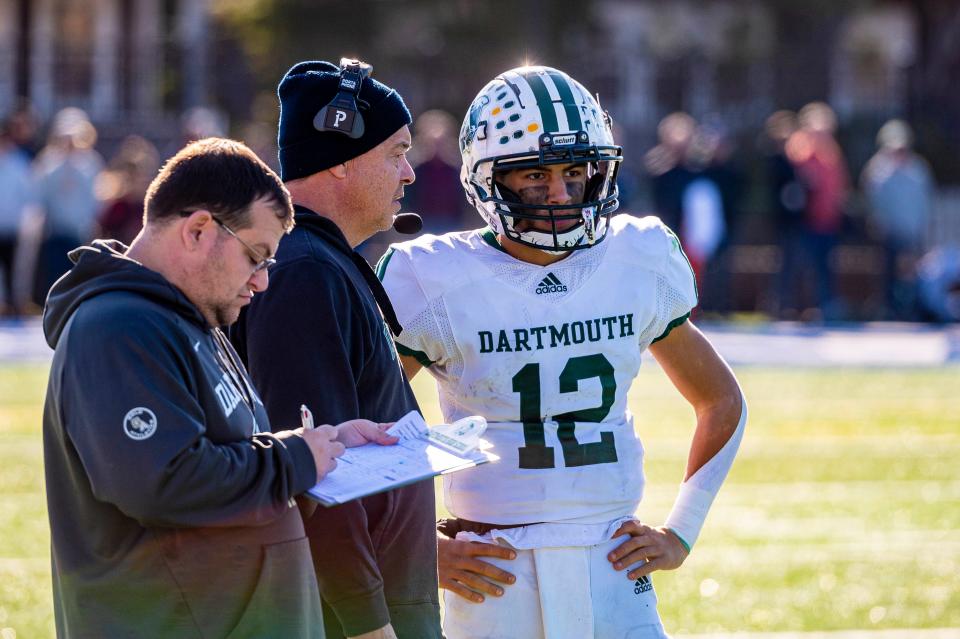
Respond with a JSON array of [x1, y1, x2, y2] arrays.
[[378, 66, 746, 638]]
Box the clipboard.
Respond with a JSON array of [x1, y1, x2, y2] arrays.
[[306, 410, 496, 506]]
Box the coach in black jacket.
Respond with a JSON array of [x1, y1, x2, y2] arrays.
[[231, 60, 441, 639]]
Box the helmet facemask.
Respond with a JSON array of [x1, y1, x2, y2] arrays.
[[487, 138, 621, 252]]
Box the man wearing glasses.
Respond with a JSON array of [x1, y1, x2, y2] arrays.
[[212, 214, 277, 271], [42, 137, 397, 637]]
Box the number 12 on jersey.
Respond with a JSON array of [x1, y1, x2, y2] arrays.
[[512, 353, 619, 469]]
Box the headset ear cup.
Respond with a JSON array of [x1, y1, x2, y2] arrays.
[[311, 61, 369, 138]]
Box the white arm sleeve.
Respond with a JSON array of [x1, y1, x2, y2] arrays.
[[664, 391, 747, 551]]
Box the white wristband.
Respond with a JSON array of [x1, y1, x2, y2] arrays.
[[664, 392, 747, 551], [664, 482, 714, 551]]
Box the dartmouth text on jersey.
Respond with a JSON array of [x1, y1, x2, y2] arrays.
[[478, 313, 635, 353]]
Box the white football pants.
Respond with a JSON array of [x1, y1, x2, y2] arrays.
[[443, 535, 669, 639]]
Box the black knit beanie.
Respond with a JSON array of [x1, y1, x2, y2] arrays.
[[277, 60, 412, 181]]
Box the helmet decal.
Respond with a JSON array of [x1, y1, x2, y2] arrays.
[[460, 93, 490, 153]]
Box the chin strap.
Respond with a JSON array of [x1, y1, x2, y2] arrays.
[[581, 206, 597, 244]]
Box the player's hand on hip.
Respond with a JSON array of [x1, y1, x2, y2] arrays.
[[608, 519, 689, 580], [335, 419, 399, 447], [438, 535, 517, 603], [302, 424, 345, 481]]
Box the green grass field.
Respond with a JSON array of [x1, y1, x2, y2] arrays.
[[2, 362, 958, 637]]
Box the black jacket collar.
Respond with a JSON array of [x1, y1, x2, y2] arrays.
[[292, 205, 351, 250], [291, 205, 404, 337]]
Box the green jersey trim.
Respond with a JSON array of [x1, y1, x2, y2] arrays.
[[480, 228, 509, 254], [374, 246, 396, 281], [396, 342, 435, 368], [652, 313, 690, 344]]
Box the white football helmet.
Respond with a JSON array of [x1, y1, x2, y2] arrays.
[[459, 66, 622, 251]]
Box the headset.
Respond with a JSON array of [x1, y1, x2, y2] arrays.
[[312, 58, 373, 139]]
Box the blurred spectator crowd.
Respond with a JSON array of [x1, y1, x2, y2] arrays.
[[641, 102, 956, 323], [2, 100, 957, 323], [0, 103, 207, 318]]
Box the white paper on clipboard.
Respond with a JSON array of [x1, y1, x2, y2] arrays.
[[306, 410, 495, 506]]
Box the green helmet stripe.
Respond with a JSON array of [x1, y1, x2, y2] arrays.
[[545, 69, 582, 131], [522, 72, 560, 133]]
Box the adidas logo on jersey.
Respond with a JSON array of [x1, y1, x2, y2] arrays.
[[535, 272, 567, 295], [634, 575, 652, 595]]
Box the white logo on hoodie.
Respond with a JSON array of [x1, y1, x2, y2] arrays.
[[123, 407, 157, 440]]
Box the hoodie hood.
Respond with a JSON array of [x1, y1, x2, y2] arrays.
[[43, 239, 208, 348]]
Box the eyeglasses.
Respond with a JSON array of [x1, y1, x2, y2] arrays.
[[212, 217, 276, 273]]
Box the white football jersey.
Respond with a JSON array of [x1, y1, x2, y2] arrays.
[[379, 214, 697, 525]]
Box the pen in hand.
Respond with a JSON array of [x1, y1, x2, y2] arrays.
[[298, 405, 343, 483], [300, 404, 314, 430], [294, 404, 319, 515], [289, 405, 318, 508]]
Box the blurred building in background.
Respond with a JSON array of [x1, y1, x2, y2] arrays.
[[0, 0, 213, 150]]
